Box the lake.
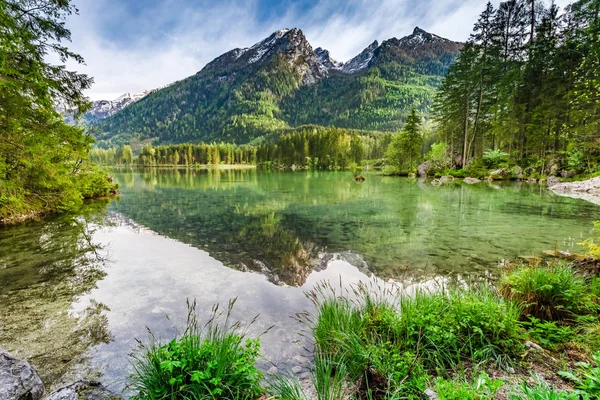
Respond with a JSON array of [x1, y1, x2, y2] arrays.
[[1, 169, 599, 394]]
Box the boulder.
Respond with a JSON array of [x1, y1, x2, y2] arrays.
[[526, 177, 537, 183], [511, 165, 523, 180], [463, 177, 481, 184], [550, 176, 600, 206], [0, 349, 44, 400], [418, 161, 432, 177], [489, 168, 507, 179], [431, 179, 442, 186], [547, 176, 560, 187], [439, 176, 453, 184], [45, 381, 122, 400]]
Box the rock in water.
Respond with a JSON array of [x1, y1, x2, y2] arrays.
[[0, 349, 45, 400], [546, 175, 560, 187], [463, 177, 481, 184], [45, 381, 122, 400]]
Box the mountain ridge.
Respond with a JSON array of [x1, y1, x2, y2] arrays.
[[92, 26, 462, 147]]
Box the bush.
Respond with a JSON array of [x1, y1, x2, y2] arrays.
[[465, 158, 489, 178], [483, 149, 509, 169], [500, 263, 598, 321], [130, 299, 264, 400]]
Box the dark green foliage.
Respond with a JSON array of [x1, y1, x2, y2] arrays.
[[385, 108, 423, 173], [0, 0, 115, 223], [434, 0, 600, 172], [92, 126, 392, 170], [130, 299, 264, 400]]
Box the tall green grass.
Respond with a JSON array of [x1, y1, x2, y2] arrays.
[[500, 263, 598, 321], [129, 299, 266, 400], [303, 281, 523, 398]]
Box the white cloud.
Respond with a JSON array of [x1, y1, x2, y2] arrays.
[[64, 0, 577, 100]]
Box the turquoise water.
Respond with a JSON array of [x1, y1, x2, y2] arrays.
[[1, 169, 599, 393]]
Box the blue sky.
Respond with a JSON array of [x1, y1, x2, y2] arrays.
[[65, 0, 572, 100]]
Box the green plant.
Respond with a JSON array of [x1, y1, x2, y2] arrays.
[[305, 281, 522, 399], [435, 372, 502, 400], [559, 352, 600, 398], [266, 373, 306, 400], [483, 149, 509, 169], [426, 142, 452, 171], [520, 317, 575, 349], [581, 221, 600, 260], [509, 378, 578, 400], [465, 158, 489, 178], [500, 263, 597, 321], [129, 299, 264, 400]]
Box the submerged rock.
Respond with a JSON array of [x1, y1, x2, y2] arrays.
[[45, 381, 122, 400], [0, 349, 45, 400], [463, 177, 481, 184]]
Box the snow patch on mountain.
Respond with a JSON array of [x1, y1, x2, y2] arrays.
[[248, 28, 291, 64], [340, 40, 379, 74]]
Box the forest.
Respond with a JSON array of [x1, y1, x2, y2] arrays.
[[434, 0, 600, 175], [0, 0, 116, 224], [91, 126, 393, 170]]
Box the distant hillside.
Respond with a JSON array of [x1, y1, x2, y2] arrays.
[[92, 27, 462, 147]]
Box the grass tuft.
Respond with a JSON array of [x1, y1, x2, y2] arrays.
[[129, 298, 265, 400], [500, 263, 598, 321]]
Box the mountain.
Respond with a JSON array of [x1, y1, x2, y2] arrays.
[[65, 91, 150, 124], [93, 27, 462, 147]]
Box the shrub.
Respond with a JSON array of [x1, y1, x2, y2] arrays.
[[465, 158, 489, 178], [520, 317, 575, 349], [483, 149, 509, 169], [426, 142, 453, 171], [500, 263, 597, 321], [129, 299, 264, 400]]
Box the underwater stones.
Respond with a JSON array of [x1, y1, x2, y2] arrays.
[[463, 177, 481, 184], [0, 349, 45, 400], [45, 380, 122, 400]]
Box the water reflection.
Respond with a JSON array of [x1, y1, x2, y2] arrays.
[[0, 201, 113, 389], [111, 169, 600, 286]]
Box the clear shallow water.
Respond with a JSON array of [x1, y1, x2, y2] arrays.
[[1, 169, 599, 393]]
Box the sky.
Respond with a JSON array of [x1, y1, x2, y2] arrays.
[[63, 0, 572, 101]]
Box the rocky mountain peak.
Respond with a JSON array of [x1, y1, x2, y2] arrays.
[[339, 40, 379, 74], [314, 47, 343, 71], [200, 27, 325, 84]]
